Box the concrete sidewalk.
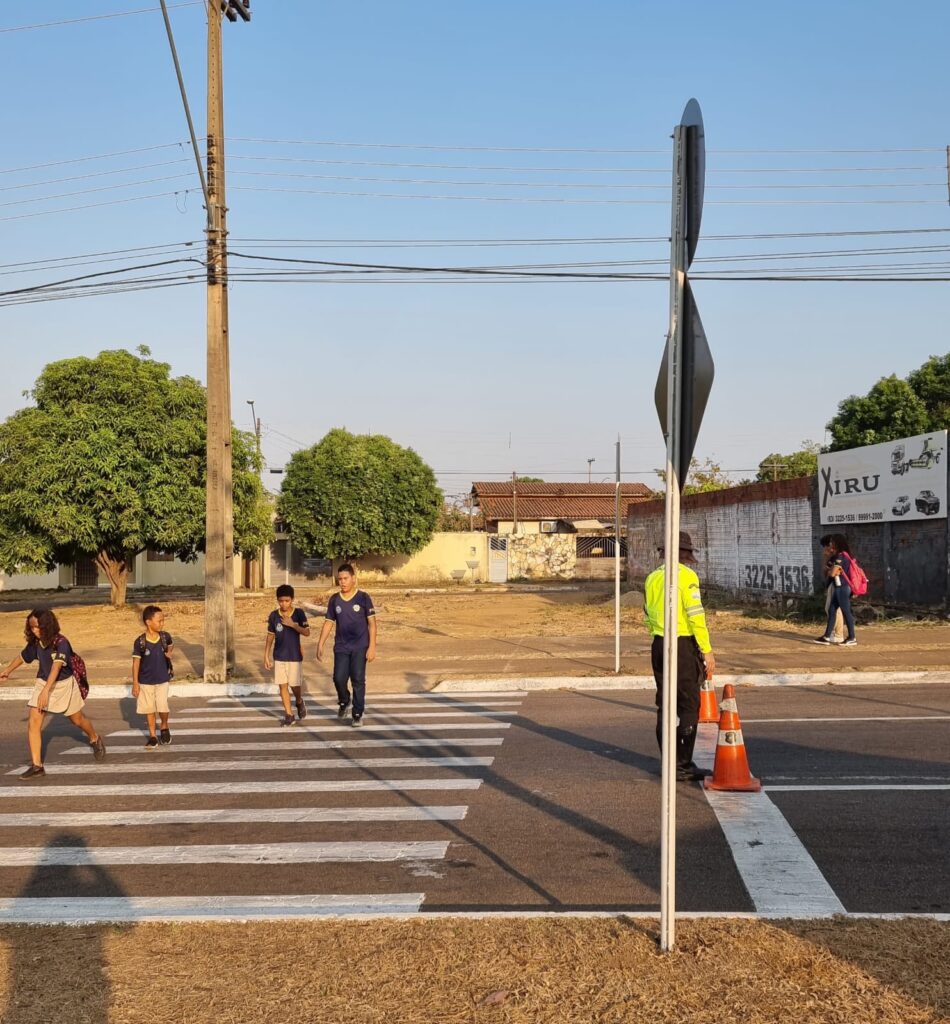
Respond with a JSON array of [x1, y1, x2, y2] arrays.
[[1, 622, 946, 696]]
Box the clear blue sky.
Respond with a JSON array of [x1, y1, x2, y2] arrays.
[[3, 1, 948, 499]]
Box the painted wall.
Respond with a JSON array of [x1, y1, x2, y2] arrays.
[[0, 568, 60, 592], [348, 533, 488, 584], [628, 472, 949, 610]]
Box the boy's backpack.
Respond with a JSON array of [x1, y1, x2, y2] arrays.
[[55, 634, 89, 699], [136, 631, 174, 680], [844, 556, 869, 597]]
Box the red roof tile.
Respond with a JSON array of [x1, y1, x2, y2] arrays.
[[472, 482, 654, 522]]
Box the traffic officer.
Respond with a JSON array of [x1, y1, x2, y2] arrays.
[[644, 530, 716, 782]]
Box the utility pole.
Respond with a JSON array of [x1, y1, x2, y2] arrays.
[[614, 436, 621, 674], [247, 399, 264, 589], [204, 0, 250, 682], [587, 458, 595, 484]]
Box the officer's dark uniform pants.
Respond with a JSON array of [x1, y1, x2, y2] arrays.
[[651, 635, 705, 766]]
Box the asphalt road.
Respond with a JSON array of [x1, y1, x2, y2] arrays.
[[0, 683, 945, 920]]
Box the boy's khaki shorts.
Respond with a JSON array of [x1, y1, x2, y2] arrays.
[[274, 661, 303, 688], [136, 683, 170, 715]]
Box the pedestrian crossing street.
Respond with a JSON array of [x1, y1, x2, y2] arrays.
[[0, 691, 525, 922]]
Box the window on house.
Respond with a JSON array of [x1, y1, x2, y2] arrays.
[[146, 550, 175, 562]]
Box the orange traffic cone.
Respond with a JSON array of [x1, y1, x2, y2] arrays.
[[704, 684, 761, 792], [698, 674, 719, 723]]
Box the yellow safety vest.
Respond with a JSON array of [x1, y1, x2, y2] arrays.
[[643, 563, 712, 654]]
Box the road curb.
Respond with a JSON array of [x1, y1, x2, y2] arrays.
[[432, 670, 950, 693]]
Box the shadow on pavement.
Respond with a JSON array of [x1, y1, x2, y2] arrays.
[[0, 832, 129, 1024]]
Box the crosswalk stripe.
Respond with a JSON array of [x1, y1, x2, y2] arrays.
[[0, 893, 426, 922], [207, 693, 526, 703], [184, 702, 522, 713], [178, 711, 517, 723], [61, 737, 505, 756], [107, 723, 511, 737], [0, 806, 469, 828], [13, 756, 494, 777], [0, 841, 450, 867], [0, 778, 482, 799]]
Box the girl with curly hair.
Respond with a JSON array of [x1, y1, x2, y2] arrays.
[[0, 607, 106, 778]]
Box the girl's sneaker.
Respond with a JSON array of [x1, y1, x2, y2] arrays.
[[19, 764, 45, 780], [145, 736, 159, 751], [842, 638, 858, 646], [279, 714, 295, 727], [160, 728, 172, 745]]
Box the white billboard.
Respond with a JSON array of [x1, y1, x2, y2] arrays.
[[818, 430, 947, 525]]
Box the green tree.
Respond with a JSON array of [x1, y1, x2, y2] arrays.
[[755, 441, 821, 482], [0, 348, 271, 606], [655, 456, 734, 495], [906, 353, 950, 429], [277, 428, 442, 560], [514, 476, 544, 483], [826, 375, 930, 451]]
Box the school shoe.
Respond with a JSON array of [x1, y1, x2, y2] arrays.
[[145, 736, 159, 751], [279, 714, 296, 727], [160, 729, 172, 745], [19, 764, 45, 780], [337, 703, 349, 720], [296, 700, 308, 722], [91, 736, 106, 761], [842, 638, 858, 646], [812, 636, 835, 645], [352, 715, 364, 728]]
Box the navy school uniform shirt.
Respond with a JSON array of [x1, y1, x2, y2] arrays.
[[21, 637, 73, 681], [133, 631, 173, 685], [326, 590, 375, 653], [267, 608, 309, 662]]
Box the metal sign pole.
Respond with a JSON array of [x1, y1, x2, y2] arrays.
[[614, 436, 621, 674], [660, 123, 687, 953]]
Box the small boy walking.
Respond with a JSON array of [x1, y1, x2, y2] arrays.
[[264, 584, 311, 726], [132, 605, 174, 750], [317, 564, 376, 727]]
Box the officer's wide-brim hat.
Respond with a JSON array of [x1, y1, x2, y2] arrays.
[[657, 530, 696, 556]]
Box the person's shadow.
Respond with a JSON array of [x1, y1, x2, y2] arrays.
[[1, 833, 127, 1024]]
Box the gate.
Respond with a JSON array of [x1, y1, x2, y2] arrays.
[[488, 536, 508, 583], [73, 558, 98, 587]]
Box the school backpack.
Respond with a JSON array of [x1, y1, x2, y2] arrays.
[[55, 634, 89, 699], [136, 631, 174, 681], [844, 556, 869, 597]]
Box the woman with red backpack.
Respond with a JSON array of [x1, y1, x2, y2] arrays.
[[814, 534, 858, 647], [0, 606, 106, 778]]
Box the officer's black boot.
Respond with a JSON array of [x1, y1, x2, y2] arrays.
[[676, 725, 709, 782]]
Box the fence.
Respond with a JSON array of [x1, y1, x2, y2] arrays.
[[575, 536, 627, 581]]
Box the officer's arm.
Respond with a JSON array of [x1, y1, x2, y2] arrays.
[[683, 579, 715, 673]]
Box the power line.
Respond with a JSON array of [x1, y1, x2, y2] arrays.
[[0, 143, 187, 176], [0, 189, 197, 222], [0, 3, 202, 34], [0, 174, 194, 209]]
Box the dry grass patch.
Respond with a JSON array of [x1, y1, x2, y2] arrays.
[[0, 917, 946, 1023]]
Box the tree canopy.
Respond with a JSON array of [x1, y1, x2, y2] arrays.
[[826, 355, 948, 451], [755, 441, 820, 482], [655, 456, 734, 496], [0, 348, 271, 605], [277, 428, 442, 560]]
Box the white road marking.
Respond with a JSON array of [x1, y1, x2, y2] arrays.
[[767, 784, 950, 791], [0, 806, 469, 828], [177, 711, 517, 723], [695, 724, 846, 916], [13, 756, 494, 777], [0, 841, 450, 866], [106, 723, 511, 737], [744, 715, 950, 724], [0, 778, 482, 799], [187, 702, 523, 713], [0, 893, 426, 922], [207, 693, 527, 703], [61, 737, 506, 756]]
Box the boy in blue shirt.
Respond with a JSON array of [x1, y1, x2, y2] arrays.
[[317, 564, 376, 727], [131, 604, 174, 750], [264, 584, 311, 726]]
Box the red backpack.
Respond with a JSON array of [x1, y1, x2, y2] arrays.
[[55, 634, 89, 700], [844, 556, 869, 597]]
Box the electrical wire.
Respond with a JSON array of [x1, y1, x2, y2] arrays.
[[0, 159, 193, 192], [0, 189, 197, 222], [0, 3, 202, 34], [0, 174, 194, 209], [0, 143, 187, 176]]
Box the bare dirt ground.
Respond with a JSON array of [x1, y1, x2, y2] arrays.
[[0, 587, 946, 688], [0, 917, 946, 1023]]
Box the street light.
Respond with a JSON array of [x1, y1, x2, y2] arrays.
[[587, 458, 596, 483]]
